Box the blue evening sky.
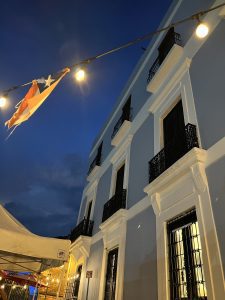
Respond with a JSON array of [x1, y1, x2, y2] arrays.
[[0, 0, 171, 236]]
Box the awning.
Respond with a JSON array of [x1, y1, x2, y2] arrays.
[[0, 205, 71, 272]]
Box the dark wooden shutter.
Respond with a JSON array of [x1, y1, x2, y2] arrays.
[[163, 100, 185, 167], [122, 96, 131, 121], [74, 265, 82, 298], [158, 27, 175, 64], [104, 248, 118, 300], [86, 201, 92, 223], [115, 164, 125, 195]]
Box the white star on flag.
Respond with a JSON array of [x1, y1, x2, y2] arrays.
[[45, 75, 55, 87]]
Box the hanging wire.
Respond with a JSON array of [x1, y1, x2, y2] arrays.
[[1, 1, 225, 96]]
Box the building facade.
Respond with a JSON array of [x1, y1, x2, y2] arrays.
[[67, 0, 225, 299]]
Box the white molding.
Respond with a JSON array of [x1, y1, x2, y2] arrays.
[[111, 120, 131, 147], [206, 136, 225, 167], [144, 147, 225, 299], [144, 148, 207, 198], [109, 134, 133, 198], [147, 44, 184, 93], [87, 165, 100, 182], [99, 209, 127, 300], [148, 57, 201, 154], [219, 5, 225, 18], [70, 236, 92, 261]]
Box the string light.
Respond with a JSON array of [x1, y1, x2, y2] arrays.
[[23, 284, 27, 289], [1, 284, 5, 289], [194, 14, 209, 38], [195, 22, 209, 38], [74, 68, 86, 82], [0, 96, 7, 108], [0, 2, 224, 96], [12, 284, 16, 289]]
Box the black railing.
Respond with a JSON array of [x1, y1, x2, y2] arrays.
[[87, 153, 101, 175], [147, 28, 182, 83], [111, 108, 132, 140], [149, 124, 199, 183], [102, 189, 127, 223], [70, 218, 94, 243]]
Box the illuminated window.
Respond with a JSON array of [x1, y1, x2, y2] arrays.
[[167, 210, 207, 299]]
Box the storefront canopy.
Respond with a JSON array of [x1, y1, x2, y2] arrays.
[[0, 204, 71, 273]]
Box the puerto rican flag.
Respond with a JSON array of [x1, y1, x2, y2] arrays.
[[5, 68, 70, 129]]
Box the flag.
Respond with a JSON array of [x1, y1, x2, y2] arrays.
[[5, 68, 70, 129]]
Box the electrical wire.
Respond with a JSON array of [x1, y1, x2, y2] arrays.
[[1, 1, 225, 96]]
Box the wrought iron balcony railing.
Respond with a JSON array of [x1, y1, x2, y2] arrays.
[[148, 124, 199, 183], [102, 189, 127, 223], [147, 28, 182, 83], [111, 108, 132, 140], [70, 218, 94, 243], [87, 153, 102, 175]]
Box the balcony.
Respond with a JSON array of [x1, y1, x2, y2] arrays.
[[111, 109, 132, 146], [70, 218, 94, 243], [102, 189, 127, 223], [148, 124, 199, 183], [147, 27, 183, 93]]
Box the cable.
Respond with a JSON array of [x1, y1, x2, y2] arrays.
[[1, 1, 225, 96]]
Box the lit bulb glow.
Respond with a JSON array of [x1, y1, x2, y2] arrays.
[[12, 285, 16, 289], [0, 276, 2, 281], [1, 284, 5, 289], [75, 69, 86, 82], [23, 284, 27, 289], [0, 96, 7, 108], [196, 23, 209, 38]]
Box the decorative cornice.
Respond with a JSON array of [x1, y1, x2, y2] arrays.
[[148, 57, 192, 113], [110, 134, 133, 165], [99, 209, 127, 249], [144, 148, 207, 197], [70, 236, 92, 260]]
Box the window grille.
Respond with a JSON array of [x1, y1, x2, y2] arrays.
[[167, 210, 207, 299]]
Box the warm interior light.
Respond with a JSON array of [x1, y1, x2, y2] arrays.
[[74, 68, 86, 82], [23, 284, 27, 289], [195, 23, 209, 38], [0, 276, 2, 281], [12, 285, 16, 289], [1, 284, 5, 289], [0, 96, 7, 108]]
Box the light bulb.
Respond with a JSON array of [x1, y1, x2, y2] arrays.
[[1, 284, 5, 289], [12, 285, 16, 289], [196, 23, 209, 38], [0, 276, 2, 281], [0, 96, 7, 108], [74, 68, 86, 82], [23, 284, 27, 289]]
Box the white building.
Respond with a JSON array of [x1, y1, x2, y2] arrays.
[[66, 1, 225, 299]]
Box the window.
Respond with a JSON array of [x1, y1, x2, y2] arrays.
[[148, 100, 199, 182], [104, 248, 118, 300], [85, 200, 92, 223], [102, 164, 126, 222], [114, 164, 125, 195], [163, 100, 185, 167], [167, 210, 207, 300], [74, 265, 82, 299]]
